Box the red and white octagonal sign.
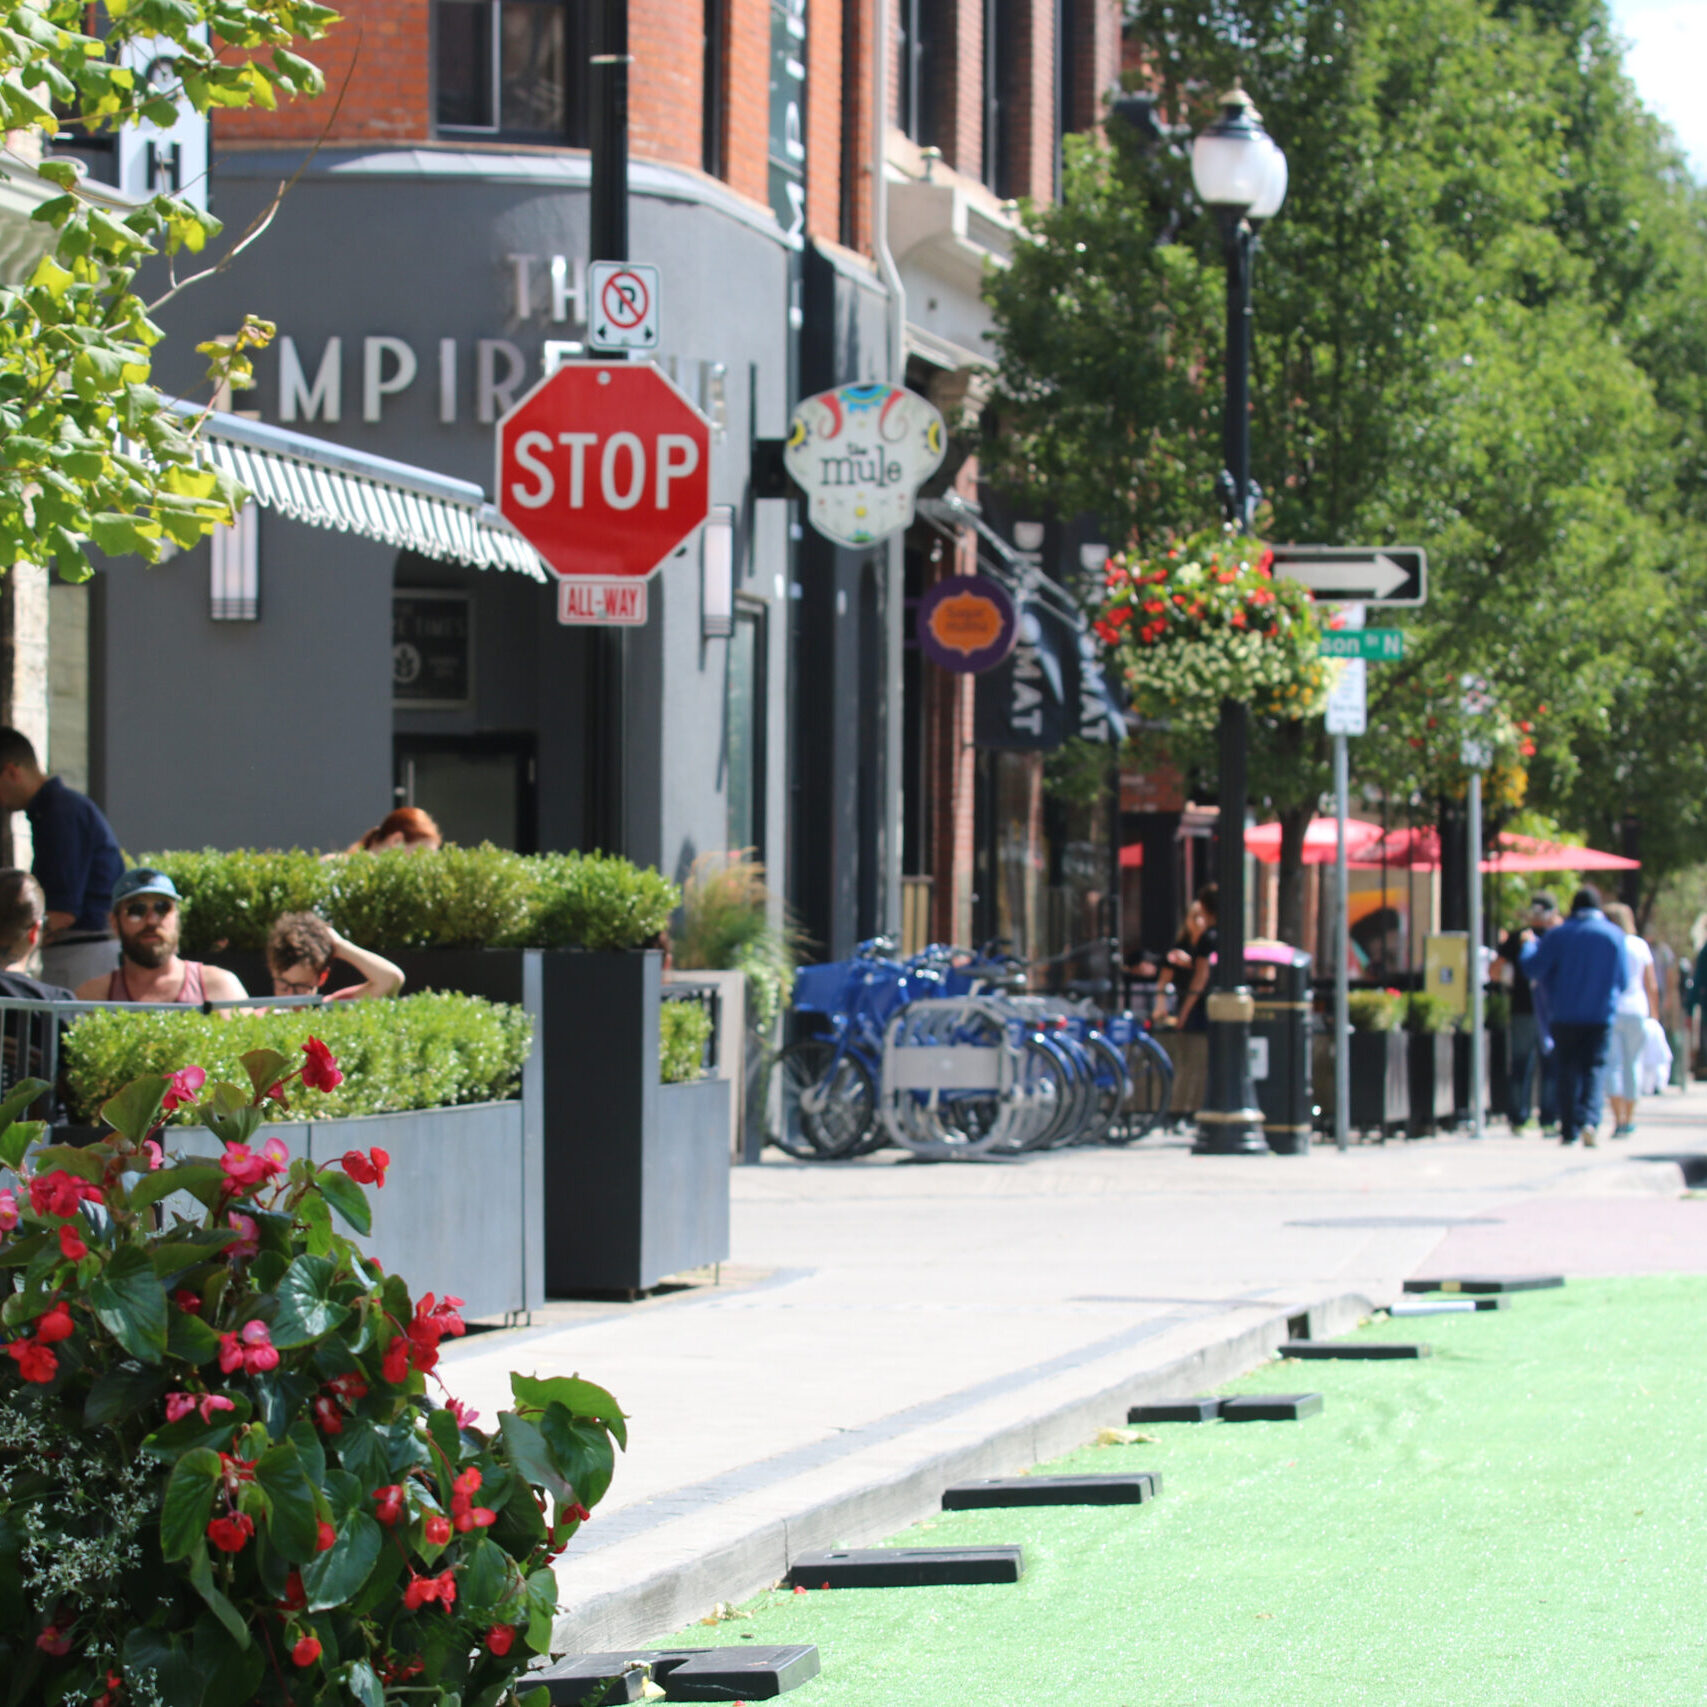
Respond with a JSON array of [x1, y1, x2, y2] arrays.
[[497, 362, 711, 579]]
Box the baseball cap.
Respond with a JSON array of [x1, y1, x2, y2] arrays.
[[1529, 891, 1556, 914], [112, 867, 181, 906]]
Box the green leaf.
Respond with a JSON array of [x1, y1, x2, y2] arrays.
[[150, 1232, 238, 1278], [187, 1545, 250, 1647], [84, 1358, 172, 1426], [0, 1088, 47, 1164], [524, 1570, 559, 1657], [123, 1628, 201, 1707], [191, 1609, 266, 1707], [88, 1243, 170, 1363], [271, 1253, 349, 1348], [510, 1373, 628, 1450], [458, 1535, 509, 1610], [539, 1404, 616, 1509], [166, 1309, 221, 1365], [129, 1162, 225, 1214], [100, 1075, 169, 1143], [238, 1048, 289, 1101], [315, 1166, 371, 1236], [288, 1417, 327, 1488], [255, 1440, 320, 1562], [160, 1447, 222, 1561], [29, 1142, 107, 1182], [497, 1412, 575, 1509], [346, 1660, 384, 1707]]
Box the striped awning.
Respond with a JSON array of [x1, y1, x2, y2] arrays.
[[175, 404, 549, 581]]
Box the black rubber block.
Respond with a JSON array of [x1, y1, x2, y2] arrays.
[[1128, 1397, 1221, 1423], [1402, 1275, 1563, 1295], [1278, 1340, 1431, 1360], [942, 1473, 1160, 1509], [537, 1647, 821, 1704], [789, 1547, 1024, 1588], [1218, 1393, 1323, 1422]]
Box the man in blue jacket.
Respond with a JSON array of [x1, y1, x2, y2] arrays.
[[1520, 886, 1628, 1146]]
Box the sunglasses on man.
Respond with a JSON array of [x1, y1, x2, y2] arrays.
[[119, 899, 174, 921]]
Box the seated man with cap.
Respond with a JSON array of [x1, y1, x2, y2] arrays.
[[74, 868, 248, 1008]]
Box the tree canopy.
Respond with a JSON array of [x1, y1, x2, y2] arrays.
[[0, 0, 334, 580], [982, 0, 1707, 905]]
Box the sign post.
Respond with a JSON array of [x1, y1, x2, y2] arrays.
[[1325, 606, 1367, 1153], [1460, 675, 1493, 1140]]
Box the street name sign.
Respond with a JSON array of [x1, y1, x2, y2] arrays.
[[557, 580, 648, 626], [587, 261, 660, 353], [1325, 658, 1367, 736], [1273, 545, 1427, 607], [496, 362, 711, 581], [1320, 630, 1405, 661]]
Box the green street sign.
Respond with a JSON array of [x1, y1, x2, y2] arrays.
[[1321, 630, 1405, 661]]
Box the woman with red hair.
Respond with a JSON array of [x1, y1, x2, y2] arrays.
[[350, 807, 442, 854]]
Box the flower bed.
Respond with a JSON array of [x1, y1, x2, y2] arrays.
[[141, 846, 678, 958], [62, 994, 532, 1125], [0, 1045, 621, 1707]]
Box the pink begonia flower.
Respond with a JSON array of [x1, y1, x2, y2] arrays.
[[0, 1188, 17, 1232], [447, 1396, 481, 1428], [162, 1065, 208, 1112], [165, 1393, 197, 1424], [219, 1137, 289, 1192], [142, 1140, 164, 1170], [166, 1389, 236, 1426], [227, 1212, 259, 1261]]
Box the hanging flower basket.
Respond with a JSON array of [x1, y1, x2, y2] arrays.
[[1093, 527, 1329, 731]]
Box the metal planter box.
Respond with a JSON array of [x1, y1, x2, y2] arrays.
[[1349, 1029, 1410, 1135], [1407, 1031, 1455, 1136], [384, 949, 731, 1296]]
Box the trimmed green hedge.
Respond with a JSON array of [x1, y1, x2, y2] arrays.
[[62, 992, 534, 1123], [140, 845, 678, 956], [660, 999, 713, 1085]]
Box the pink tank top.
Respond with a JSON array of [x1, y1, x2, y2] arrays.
[[107, 961, 208, 1004]]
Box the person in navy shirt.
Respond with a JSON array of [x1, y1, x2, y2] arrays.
[[0, 727, 124, 988], [1520, 885, 1629, 1147]]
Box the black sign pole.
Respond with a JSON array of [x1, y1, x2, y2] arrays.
[[586, 0, 630, 855]]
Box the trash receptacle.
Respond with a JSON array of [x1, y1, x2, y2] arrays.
[[1248, 945, 1314, 1155]]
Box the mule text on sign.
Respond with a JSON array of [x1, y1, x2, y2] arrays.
[[588, 261, 660, 352], [496, 362, 711, 579], [557, 580, 649, 626]]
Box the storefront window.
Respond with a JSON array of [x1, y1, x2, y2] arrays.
[[726, 609, 765, 855], [435, 0, 586, 142]]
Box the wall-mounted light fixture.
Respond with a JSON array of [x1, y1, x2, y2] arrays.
[[701, 504, 736, 638], [209, 502, 259, 620]]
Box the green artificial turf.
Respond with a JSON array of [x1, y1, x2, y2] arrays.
[[653, 1278, 1707, 1705]]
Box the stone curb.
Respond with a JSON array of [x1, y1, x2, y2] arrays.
[[550, 1288, 1373, 1653]]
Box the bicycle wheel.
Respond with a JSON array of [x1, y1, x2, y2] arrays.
[[1077, 1034, 1131, 1146], [1105, 1032, 1174, 1144], [773, 1040, 876, 1160]]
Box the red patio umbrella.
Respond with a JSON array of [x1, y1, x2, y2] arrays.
[[1247, 817, 1384, 865], [1350, 826, 1639, 872]]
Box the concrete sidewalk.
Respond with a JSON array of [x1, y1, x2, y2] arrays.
[[437, 1086, 1707, 1651]]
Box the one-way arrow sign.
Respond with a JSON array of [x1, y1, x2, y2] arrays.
[[1271, 545, 1427, 607]]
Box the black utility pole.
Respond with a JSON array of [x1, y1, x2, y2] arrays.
[[585, 0, 630, 854], [1192, 207, 1267, 1155]]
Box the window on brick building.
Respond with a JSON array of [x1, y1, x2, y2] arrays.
[[896, 0, 942, 147], [702, 0, 727, 176], [982, 0, 1016, 195], [435, 0, 590, 142]]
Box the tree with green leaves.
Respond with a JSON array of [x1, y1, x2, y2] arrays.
[[982, 0, 1707, 935], [0, 0, 334, 582]]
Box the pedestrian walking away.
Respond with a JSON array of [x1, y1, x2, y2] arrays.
[[1494, 891, 1560, 1132], [1603, 901, 1659, 1138], [75, 869, 248, 1008], [0, 871, 74, 1002], [0, 727, 124, 989], [1520, 886, 1628, 1146]]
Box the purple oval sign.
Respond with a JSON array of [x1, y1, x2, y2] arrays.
[[916, 574, 1018, 674]]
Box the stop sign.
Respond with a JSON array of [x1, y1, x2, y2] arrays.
[[496, 362, 711, 578]]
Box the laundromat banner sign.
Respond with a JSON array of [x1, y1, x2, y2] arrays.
[[784, 384, 945, 548], [916, 574, 1017, 673]]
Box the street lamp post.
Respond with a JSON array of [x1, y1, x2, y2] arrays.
[[1190, 84, 1287, 1157]]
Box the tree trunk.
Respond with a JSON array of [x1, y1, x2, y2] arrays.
[[1276, 802, 1311, 950]]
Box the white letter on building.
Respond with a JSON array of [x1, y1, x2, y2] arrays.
[[478, 340, 526, 423], [438, 339, 457, 424], [655, 434, 700, 507], [362, 336, 418, 423], [550, 255, 586, 325], [509, 431, 555, 508], [507, 253, 536, 320], [279, 335, 341, 423]]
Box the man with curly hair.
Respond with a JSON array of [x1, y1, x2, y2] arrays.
[[266, 913, 404, 1002]]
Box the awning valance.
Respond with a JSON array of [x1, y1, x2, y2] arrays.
[[175, 404, 549, 581]]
